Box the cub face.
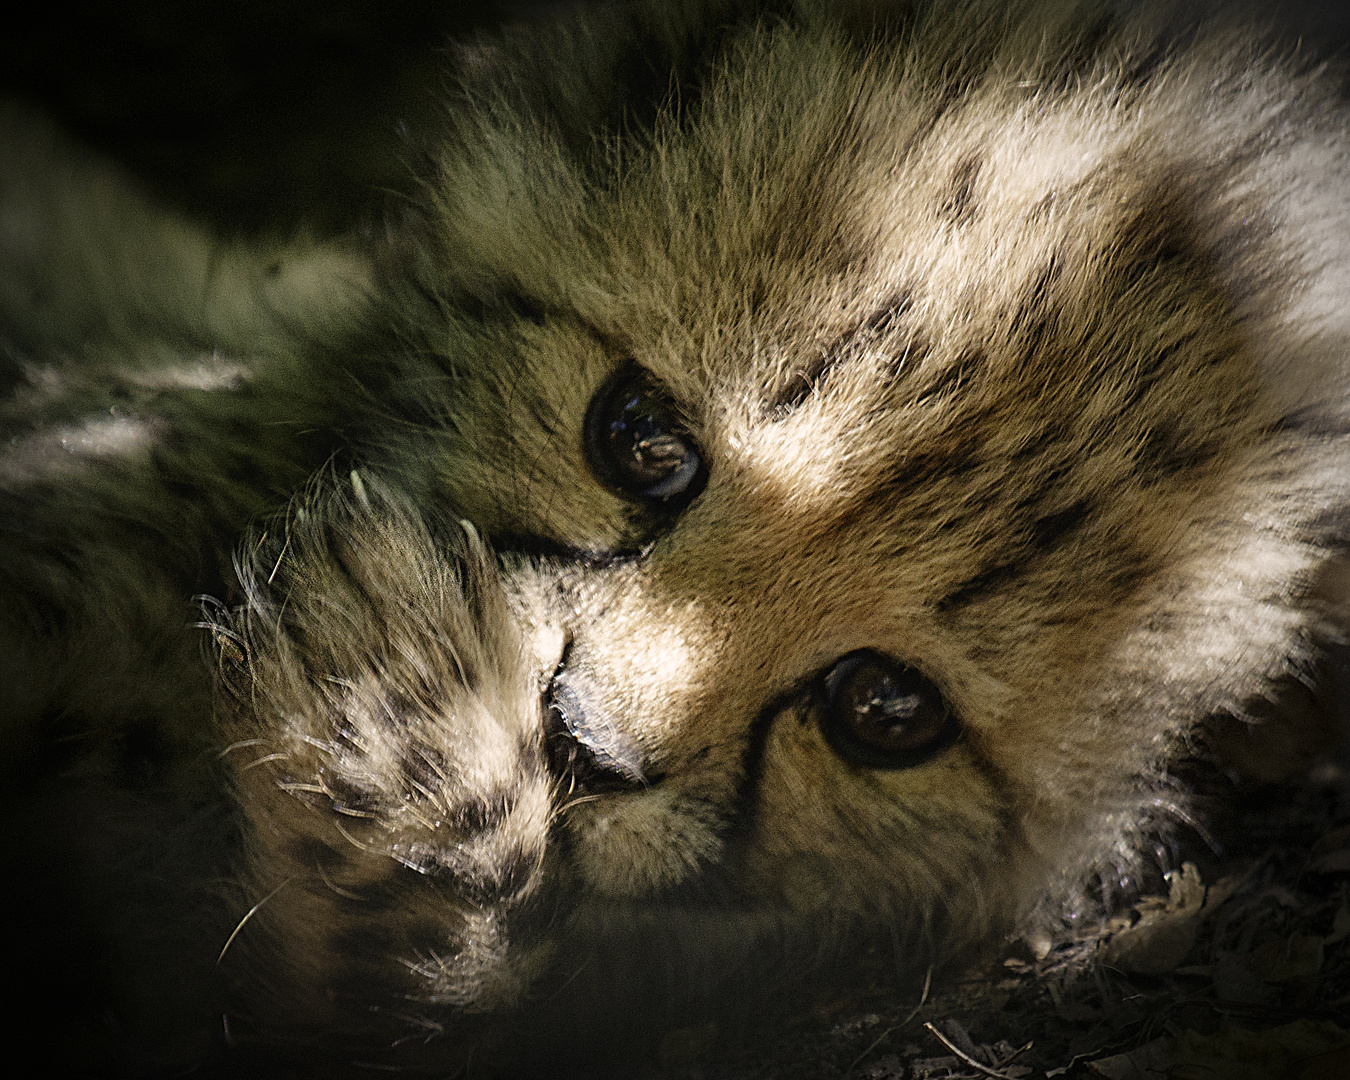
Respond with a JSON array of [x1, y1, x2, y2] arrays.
[[208, 0, 1350, 1065]]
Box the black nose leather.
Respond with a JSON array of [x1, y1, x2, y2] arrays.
[[545, 672, 649, 793]]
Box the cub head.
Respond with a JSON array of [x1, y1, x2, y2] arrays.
[[215, 0, 1350, 1066]]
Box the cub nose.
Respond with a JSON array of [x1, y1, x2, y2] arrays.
[[545, 670, 650, 793]]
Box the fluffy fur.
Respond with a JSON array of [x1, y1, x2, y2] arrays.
[[3, 0, 1349, 1072]]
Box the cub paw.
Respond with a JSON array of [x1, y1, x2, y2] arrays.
[[208, 470, 551, 1045]]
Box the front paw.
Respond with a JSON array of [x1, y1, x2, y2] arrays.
[[209, 471, 551, 1048]]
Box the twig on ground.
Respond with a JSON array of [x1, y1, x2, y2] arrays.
[[922, 1022, 1024, 1080]]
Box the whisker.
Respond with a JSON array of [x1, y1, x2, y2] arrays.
[[218, 878, 292, 965]]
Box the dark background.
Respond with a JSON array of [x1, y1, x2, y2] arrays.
[[1, 1, 1347, 238], [0, 1, 577, 235]]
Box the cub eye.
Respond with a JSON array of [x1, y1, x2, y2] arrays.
[[819, 650, 957, 768], [584, 364, 706, 505]]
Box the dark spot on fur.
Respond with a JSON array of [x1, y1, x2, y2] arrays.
[[0, 339, 27, 396], [492, 288, 549, 326], [772, 351, 839, 414], [288, 833, 333, 869], [1302, 504, 1350, 546], [760, 97, 874, 277], [1115, 3, 1215, 91], [765, 180, 866, 276], [400, 744, 450, 795], [886, 329, 930, 385], [859, 290, 914, 339], [831, 0, 921, 49], [934, 492, 1093, 610], [382, 691, 418, 731], [326, 928, 371, 972], [222, 454, 271, 494], [161, 476, 199, 503], [455, 286, 552, 327], [1275, 409, 1350, 439], [113, 721, 174, 788], [1137, 421, 1218, 480], [881, 434, 984, 497], [1010, 425, 1067, 463], [1028, 189, 1060, 222], [328, 918, 401, 985], [1035, 8, 1117, 94], [1029, 498, 1094, 549], [1100, 559, 1154, 601], [588, 3, 783, 146], [1105, 179, 1202, 292], [934, 559, 1023, 611], [1119, 42, 1173, 90], [1009, 258, 1064, 365], [455, 792, 514, 835], [772, 291, 916, 414], [913, 346, 982, 405], [323, 773, 382, 816], [939, 156, 981, 224]]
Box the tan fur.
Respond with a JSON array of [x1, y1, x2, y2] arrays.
[[3, 0, 1349, 1071]]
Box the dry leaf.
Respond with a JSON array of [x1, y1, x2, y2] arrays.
[[1169, 1019, 1350, 1079], [1250, 935, 1324, 982], [1100, 863, 1236, 975], [1325, 904, 1350, 945], [1167, 862, 1207, 911], [1085, 1037, 1172, 1079], [1087, 1022, 1350, 1080]]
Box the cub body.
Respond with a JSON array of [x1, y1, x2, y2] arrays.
[[3, 0, 1349, 1071]]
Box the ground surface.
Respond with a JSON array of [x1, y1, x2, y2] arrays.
[[661, 763, 1350, 1080]]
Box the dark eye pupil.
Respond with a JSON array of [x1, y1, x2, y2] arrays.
[[586, 366, 706, 503], [611, 399, 683, 483], [821, 651, 954, 766]]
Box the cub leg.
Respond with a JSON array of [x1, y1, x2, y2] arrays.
[[210, 471, 554, 1055], [0, 101, 371, 755]]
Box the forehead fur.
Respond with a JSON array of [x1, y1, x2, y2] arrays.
[[398, 0, 1311, 568], [422, 0, 1298, 339]]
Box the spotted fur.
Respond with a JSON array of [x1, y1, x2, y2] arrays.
[[3, 0, 1349, 1072]]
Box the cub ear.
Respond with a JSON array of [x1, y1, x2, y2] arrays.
[[443, 0, 787, 153], [825, 0, 921, 45]]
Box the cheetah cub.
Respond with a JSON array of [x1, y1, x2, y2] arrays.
[[3, 0, 1349, 1072]]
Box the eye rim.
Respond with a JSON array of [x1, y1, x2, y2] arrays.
[[816, 649, 958, 769], [583, 363, 708, 509]]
